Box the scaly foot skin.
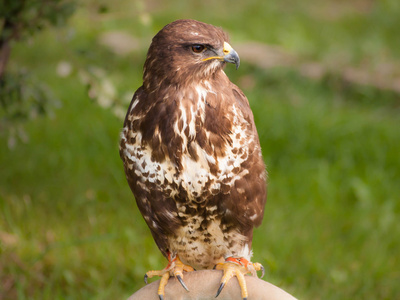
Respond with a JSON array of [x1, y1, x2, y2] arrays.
[[144, 252, 194, 300], [214, 257, 265, 300]]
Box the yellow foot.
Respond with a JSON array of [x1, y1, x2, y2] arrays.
[[144, 253, 194, 300], [214, 257, 265, 300]]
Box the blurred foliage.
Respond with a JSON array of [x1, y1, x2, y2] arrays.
[[0, 70, 60, 147], [0, 0, 75, 146], [0, 0, 75, 41]]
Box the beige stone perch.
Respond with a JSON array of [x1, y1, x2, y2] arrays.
[[128, 269, 297, 300]]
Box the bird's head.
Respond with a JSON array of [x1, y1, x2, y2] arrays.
[[143, 19, 240, 91]]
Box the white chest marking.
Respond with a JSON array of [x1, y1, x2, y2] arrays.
[[121, 85, 253, 200]]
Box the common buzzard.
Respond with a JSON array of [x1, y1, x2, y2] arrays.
[[120, 19, 267, 300]]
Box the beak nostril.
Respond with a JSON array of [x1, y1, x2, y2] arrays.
[[222, 42, 233, 55]]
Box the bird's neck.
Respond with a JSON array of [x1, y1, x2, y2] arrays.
[[143, 69, 228, 96]]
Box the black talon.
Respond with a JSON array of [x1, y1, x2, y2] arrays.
[[176, 275, 189, 291], [158, 294, 164, 300], [144, 274, 148, 284], [260, 264, 265, 278], [215, 282, 225, 298]]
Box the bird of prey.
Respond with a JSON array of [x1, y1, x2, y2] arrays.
[[119, 19, 267, 300]]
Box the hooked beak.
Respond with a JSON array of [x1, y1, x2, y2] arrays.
[[222, 42, 240, 70], [202, 41, 240, 70]]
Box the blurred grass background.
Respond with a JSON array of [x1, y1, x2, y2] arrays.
[[1, 0, 400, 299]]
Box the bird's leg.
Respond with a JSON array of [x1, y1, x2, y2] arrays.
[[214, 257, 264, 300], [144, 252, 194, 300]]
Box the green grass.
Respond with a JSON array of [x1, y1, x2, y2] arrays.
[[1, 0, 400, 299]]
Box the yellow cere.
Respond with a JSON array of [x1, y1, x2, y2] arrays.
[[223, 42, 233, 55], [202, 41, 233, 62]]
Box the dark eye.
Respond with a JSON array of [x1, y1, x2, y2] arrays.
[[191, 44, 205, 53]]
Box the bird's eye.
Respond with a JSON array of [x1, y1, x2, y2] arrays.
[[191, 44, 205, 53]]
